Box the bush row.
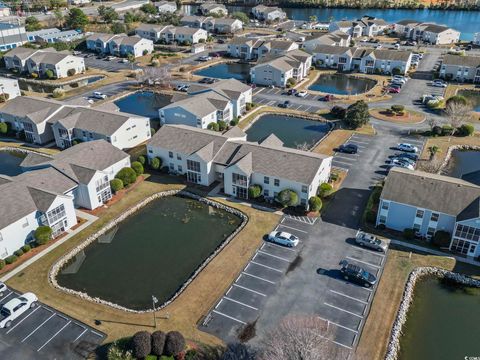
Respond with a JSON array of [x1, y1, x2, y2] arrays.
[[0, 244, 33, 270]]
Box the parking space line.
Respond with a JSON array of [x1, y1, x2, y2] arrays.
[[40, 306, 54, 314], [250, 261, 283, 273], [334, 155, 356, 162], [241, 271, 275, 284], [261, 242, 296, 253], [317, 315, 358, 334], [212, 310, 246, 325], [90, 330, 104, 337], [233, 283, 266, 297], [276, 224, 308, 234], [329, 290, 368, 305], [6, 306, 41, 334], [21, 313, 56, 342], [324, 302, 363, 318], [347, 143, 367, 148], [223, 296, 259, 311], [37, 320, 71, 352], [73, 328, 88, 343], [332, 159, 353, 166], [353, 246, 385, 258], [349, 139, 370, 145], [346, 256, 381, 269], [257, 250, 290, 262], [267, 100, 276, 106], [0, 292, 14, 302]]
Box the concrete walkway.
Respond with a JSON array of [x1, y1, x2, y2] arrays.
[[390, 239, 480, 267], [1, 210, 99, 283]]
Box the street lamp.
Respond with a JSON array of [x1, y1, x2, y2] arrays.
[[152, 295, 158, 328]]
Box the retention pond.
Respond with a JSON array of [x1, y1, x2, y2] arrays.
[[194, 63, 251, 82], [56, 195, 241, 310], [0, 150, 26, 176], [308, 73, 376, 95]]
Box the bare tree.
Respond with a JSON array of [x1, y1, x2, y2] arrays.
[[444, 101, 473, 135], [221, 343, 256, 360], [420, 158, 443, 173], [260, 315, 349, 360]]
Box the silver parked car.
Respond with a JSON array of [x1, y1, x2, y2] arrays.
[[355, 231, 388, 252]]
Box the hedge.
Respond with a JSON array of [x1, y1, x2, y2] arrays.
[[318, 183, 333, 198], [21, 244, 31, 253], [432, 230, 451, 248], [115, 167, 137, 187], [150, 157, 161, 170], [34, 226, 53, 245], [458, 124, 474, 136], [151, 331, 166, 356], [217, 120, 227, 131], [0, 259, 5, 270], [164, 331, 185, 357], [5, 255, 18, 265], [131, 161, 144, 176], [207, 122, 219, 131], [403, 228, 415, 240], [132, 331, 151, 359], [248, 184, 262, 199], [137, 155, 146, 165], [14, 249, 24, 257], [110, 178, 124, 193], [308, 196, 322, 212], [276, 189, 299, 207], [0, 122, 8, 134]]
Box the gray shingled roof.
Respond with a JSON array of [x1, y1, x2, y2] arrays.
[[381, 167, 480, 217], [442, 54, 480, 68]]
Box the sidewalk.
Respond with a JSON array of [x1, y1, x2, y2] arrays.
[[1, 210, 99, 283], [390, 239, 480, 267]]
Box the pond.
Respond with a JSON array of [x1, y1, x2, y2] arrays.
[[0, 150, 26, 176], [399, 277, 480, 360], [114, 91, 173, 120], [18, 76, 105, 93], [308, 73, 377, 95], [194, 63, 251, 82], [458, 90, 480, 112], [445, 149, 480, 185], [56, 195, 241, 311], [245, 114, 330, 149], [181, 5, 477, 40]]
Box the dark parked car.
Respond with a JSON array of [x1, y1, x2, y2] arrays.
[[336, 144, 358, 154], [278, 100, 290, 108], [340, 260, 377, 288], [320, 94, 334, 101], [287, 89, 298, 95], [199, 77, 210, 84], [393, 152, 418, 161]]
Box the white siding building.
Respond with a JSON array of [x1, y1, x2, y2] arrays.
[[154, 1, 177, 13], [0, 77, 20, 100], [86, 33, 153, 57]]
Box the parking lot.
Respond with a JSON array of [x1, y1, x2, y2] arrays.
[[84, 55, 138, 72], [253, 87, 326, 113], [0, 288, 105, 359], [332, 133, 373, 172]]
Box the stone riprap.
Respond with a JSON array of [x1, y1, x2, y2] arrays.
[[49, 190, 248, 313]]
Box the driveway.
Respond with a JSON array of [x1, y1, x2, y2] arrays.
[[0, 288, 105, 360]]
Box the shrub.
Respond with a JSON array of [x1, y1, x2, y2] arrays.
[[441, 124, 454, 136], [131, 161, 144, 176], [391, 105, 405, 113], [14, 249, 24, 257], [458, 123, 474, 136], [365, 210, 376, 223], [286, 78, 296, 88], [67, 68, 76, 77], [248, 184, 262, 199], [0, 122, 8, 135], [143, 49, 149, 56], [403, 228, 415, 240], [34, 226, 52, 245], [276, 189, 299, 207], [115, 167, 137, 187], [137, 155, 146, 165], [145, 355, 158, 360], [432, 125, 442, 136], [52, 88, 65, 98], [230, 117, 239, 126], [377, 223, 386, 230], [392, 67, 401, 75], [151, 330, 166, 356], [5, 255, 17, 264], [150, 157, 161, 170], [21, 244, 31, 253], [31, 72, 39, 79], [110, 178, 124, 193], [217, 120, 227, 131], [164, 331, 186, 357], [132, 331, 151, 359], [318, 183, 333, 198], [207, 122, 219, 131], [308, 196, 322, 212], [330, 105, 346, 119], [344, 100, 370, 129], [432, 230, 451, 248], [330, 172, 339, 182], [107, 341, 135, 360], [45, 69, 55, 79], [0, 259, 5, 270], [245, 103, 255, 111]]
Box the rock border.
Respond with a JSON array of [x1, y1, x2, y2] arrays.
[[439, 144, 480, 174], [49, 190, 248, 313], [385, 266, 480, 360]]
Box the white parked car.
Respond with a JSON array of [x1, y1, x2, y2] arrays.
[[296, 91, 308, 98], [396, 143, 418, 153], [120, 58, 129, 63], [268, 231, 299, 247], [106, 56, 116, 61], [197, 55, 212, 62], [389, 159, 414, 170], [431, 80, 447, 88], [92, 91, 107, 100], [392, 76, 407, 84], [0, 282, 6, 295], [0, 292, 37, 328]]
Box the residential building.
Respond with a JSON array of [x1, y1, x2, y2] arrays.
[[27, 28, 61, 42], [160, 78, 252, 128], [0, 2, 10, 17], [20, 140, 131, 210], [474, 33, 480, 46], [0, 77, 20, 100], [204, 18, 243, 34], [180, 15, 211, 29], [136, 24, 208, 44], [439, 54, 480, 83], [312, 45, 413, 75], [302, 31, 351, 52], [68, 0, 91, 4], [27, 28, 83, 44], [0, 22, 28, 51], [250, 49, 313, 87], [0, 96, 151, 149], [4, 47, 85, 78], [0, 170, 77, 259], [199, 2, 228, 16], [228, 38, 298, 61], [329, 16, 389, 38], [86, 33, 154, 57], [376, 167, 480, 258], [147, 125, 332, 208], [154, 1, 177, 13], [394, 20, 460, 45], [111, 0, 149, 12], [252, 5, 286, 21]]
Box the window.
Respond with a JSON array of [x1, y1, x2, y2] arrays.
[[430, 213, 439, 222], [454, 224, 480, 242], [301, 198, 306, 206], [415, 209, 424, 218], [264, 176, 269, 184], [301, 185, 308, 194], [232, 173, 247, 186], [264, 189, 269, 197], [169, 163, 174, 171], [95, 176, 109, 193], [177, 154, 182, 160], [47, 204, 66, 225], [379, 215, 386, 224], [427, 227, 436, 236], [187, 160, 201, 172], [178, 165, 182, 172], [168, 151, 173, 158], [274, 179, 280, 187], [148, 149, 153, 153], [381, 201, 389, 211]]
